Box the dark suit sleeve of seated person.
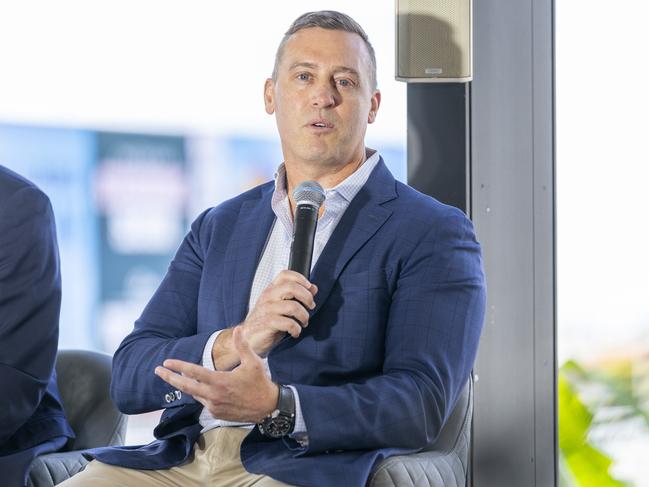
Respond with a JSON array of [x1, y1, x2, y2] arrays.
[[293, 209, 486, 455], [0, 184, 63, 444], [109, 207, 222, 414]]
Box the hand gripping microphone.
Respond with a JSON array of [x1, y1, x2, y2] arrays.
[[288, 181, 326, 278]]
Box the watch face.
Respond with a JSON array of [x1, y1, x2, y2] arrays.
[[261, 413, 294, 438], [258, 385, 296, 438]]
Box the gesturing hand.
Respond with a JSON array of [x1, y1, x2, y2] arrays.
[[155, 327, 279, 423]]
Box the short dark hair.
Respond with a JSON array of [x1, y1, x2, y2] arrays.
[[272, 10, 377, 90]]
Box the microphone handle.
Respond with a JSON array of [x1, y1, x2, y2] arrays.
[[288, 204, 318, 278]]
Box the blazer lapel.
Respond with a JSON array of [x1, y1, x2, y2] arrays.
[[309, 159, 397, 317], [221, 184, 276, 326]]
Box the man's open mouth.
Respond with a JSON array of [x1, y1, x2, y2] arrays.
[[309, 120, 334, 129]]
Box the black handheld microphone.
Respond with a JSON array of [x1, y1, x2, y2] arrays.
[[288, 181, 326, 278]]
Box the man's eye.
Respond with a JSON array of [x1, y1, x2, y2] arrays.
[[297, 73, 311, 81], [337, 79, 353, 87]]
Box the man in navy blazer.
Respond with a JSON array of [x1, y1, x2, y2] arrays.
[[0, 166, 75, 486], [65, 10, 486, 487]]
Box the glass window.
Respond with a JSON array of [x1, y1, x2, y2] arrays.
[[557, 3, 649, 485]]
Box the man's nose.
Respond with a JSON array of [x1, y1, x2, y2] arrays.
[[310, 81, 339, 108]]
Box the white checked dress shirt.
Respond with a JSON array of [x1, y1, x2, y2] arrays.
[[198, 149, 380, 445]]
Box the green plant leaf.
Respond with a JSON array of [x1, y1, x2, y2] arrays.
[[559, 364, 630, 487]]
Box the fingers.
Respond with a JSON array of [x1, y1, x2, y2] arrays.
[[161, 359, 214, 381], [265, 281, 316, 311], [272, 299, 310, 326], [273, 270, 312, 289], [272, 271, 318, 296], [271, 316, 303, 338], [154, 363, 214, 400], [309, 282, 318, 295]]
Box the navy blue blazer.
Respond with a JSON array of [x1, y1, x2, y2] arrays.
[[92, 159, 486, 487], [0, 166, 75, 485]]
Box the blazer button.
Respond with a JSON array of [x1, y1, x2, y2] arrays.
[[164, 393, 172, 403], [175, 390, 182, 400]]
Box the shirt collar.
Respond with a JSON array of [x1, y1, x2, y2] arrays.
[[272, 148, 380, 205]]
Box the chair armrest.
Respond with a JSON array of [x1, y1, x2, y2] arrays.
[[369, 448, 467, 487], [27, 451, 90, 487], [369, 378, 473, 487]]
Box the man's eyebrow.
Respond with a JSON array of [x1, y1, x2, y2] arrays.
[[289, 62, 318, 71], [332, 66, 360, 77], [288, 62, 360, 77]]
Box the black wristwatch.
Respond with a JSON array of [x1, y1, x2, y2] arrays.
[[257, 384, 296, 438]]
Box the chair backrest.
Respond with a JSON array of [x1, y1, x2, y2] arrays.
[[55, 349, 127, 451]]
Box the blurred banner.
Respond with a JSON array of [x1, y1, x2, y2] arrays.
[[94, 132, 188, 352]]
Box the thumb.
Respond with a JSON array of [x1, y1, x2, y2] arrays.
[[233, 326, 256, 365]]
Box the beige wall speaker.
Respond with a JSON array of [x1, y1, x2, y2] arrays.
[[396, 0, 473, 82]]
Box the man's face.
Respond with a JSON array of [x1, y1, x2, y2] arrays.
[[264, 27, 381, 169]]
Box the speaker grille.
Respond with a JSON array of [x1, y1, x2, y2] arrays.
[[397, 0, 472, 81]]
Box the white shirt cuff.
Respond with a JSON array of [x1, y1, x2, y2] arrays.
[[287, 385, 309, 447], [201, 330, 222, 371]]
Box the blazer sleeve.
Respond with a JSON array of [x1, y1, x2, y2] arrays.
[[0, 187, 61, 444], [109, 209, 218, 414], [293, 209, 487, 454]]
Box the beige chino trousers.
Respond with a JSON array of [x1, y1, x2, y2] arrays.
[[59, 427, 295, 487]]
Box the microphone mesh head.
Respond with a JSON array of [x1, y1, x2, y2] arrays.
[[293, 181, 326, 208]]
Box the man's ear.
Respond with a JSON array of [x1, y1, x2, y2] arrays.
[[367, 89, 381, 124], [264, 78, 275, 115]]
